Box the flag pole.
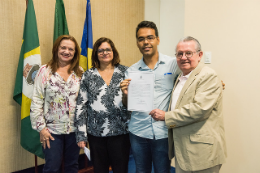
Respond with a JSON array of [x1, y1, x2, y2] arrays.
[[35, 155, 38, 173]]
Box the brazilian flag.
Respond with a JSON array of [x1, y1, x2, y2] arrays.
[[13, 0, 43, 158]]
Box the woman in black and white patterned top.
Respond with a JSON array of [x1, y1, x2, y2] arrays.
[[75, 37, 131, 173]]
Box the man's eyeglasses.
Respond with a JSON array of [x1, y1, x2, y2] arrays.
[[97, 48, 112, 55], [175, 50, 200, 59], [137, 36, 157, 43]]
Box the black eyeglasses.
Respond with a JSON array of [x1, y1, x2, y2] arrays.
[[137, 35, 157, 43], [97, 48, 112, 55]]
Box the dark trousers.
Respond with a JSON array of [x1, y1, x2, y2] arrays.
[[129, 132, 171, 173], [88, 133, 131, 173], [42, 133, 80, 173]]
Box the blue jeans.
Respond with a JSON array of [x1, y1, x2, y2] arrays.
[[42, 133, 80, 173], [129, 132, 171, 173]]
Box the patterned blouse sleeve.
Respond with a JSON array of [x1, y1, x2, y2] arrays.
[[74, 73, 88, 143], [30, 66, 47, 132]]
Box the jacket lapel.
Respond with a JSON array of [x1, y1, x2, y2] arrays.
[[175, 63, 204, 108], [168, 73, 181, 111]]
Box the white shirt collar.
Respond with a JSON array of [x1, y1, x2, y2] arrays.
[[179, 70, 193, 80]]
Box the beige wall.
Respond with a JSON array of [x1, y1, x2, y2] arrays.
[[0, 0, 144, 172], [185, 1, 260, 172], [146, 0, 260, 172]]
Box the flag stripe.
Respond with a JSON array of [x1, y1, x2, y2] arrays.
[[79, 55, 88, 71], [24, 46, 41, 59], [87, 48, 93, 69], [21, 116, 44, 158], [21, 93, 31, 120]]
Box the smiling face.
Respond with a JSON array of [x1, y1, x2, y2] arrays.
[[176, 40, 203, 75], [58, 39, 75, 65], [97, 42, 114, 65], [136, 28, 160, 58]]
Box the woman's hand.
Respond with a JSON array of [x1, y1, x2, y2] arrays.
[[40, 128, 55, 149], [77, 141, 86, 149]]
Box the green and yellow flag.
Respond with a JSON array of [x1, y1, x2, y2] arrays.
[[53, 0, 69, 42], [13, 0, 43, 158]]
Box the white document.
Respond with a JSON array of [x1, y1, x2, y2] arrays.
[[128, 71, 154, 112], [84, 147, 91, 161]]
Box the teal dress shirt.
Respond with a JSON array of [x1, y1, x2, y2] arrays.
[[125, 52, 180, 139]]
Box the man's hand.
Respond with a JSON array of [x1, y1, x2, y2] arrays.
[[77, 141, 86, 149], [120, 79, 131, 95], [120, 79, 131, 106], [40, 128, 55, 149], [149, 109, 166, 121]]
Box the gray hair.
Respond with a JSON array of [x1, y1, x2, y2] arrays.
[[176, 36, 202, 52]]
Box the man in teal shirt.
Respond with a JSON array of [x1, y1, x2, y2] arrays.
[[121, 21, 179, 173]]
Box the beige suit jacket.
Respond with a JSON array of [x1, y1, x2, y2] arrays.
[[165, 63, 227, 171]]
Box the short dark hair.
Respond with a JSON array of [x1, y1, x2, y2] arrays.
[[136, 21, 159, 38], [47, 35, 82, 77], [91, 37, 120, 68]]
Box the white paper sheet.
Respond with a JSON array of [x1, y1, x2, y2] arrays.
[[128, 71, 154, 112], [84, 147, 91, 161]]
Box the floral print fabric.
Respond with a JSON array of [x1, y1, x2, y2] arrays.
[[74, 64, 130, 143], [30, 65, 81, 134]]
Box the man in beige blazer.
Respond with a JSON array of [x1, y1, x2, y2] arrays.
[[149, 36, 227, 173]]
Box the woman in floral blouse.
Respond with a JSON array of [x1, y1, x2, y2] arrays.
[[30, 35, 83, 173], [75, 37, 131, 173]]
